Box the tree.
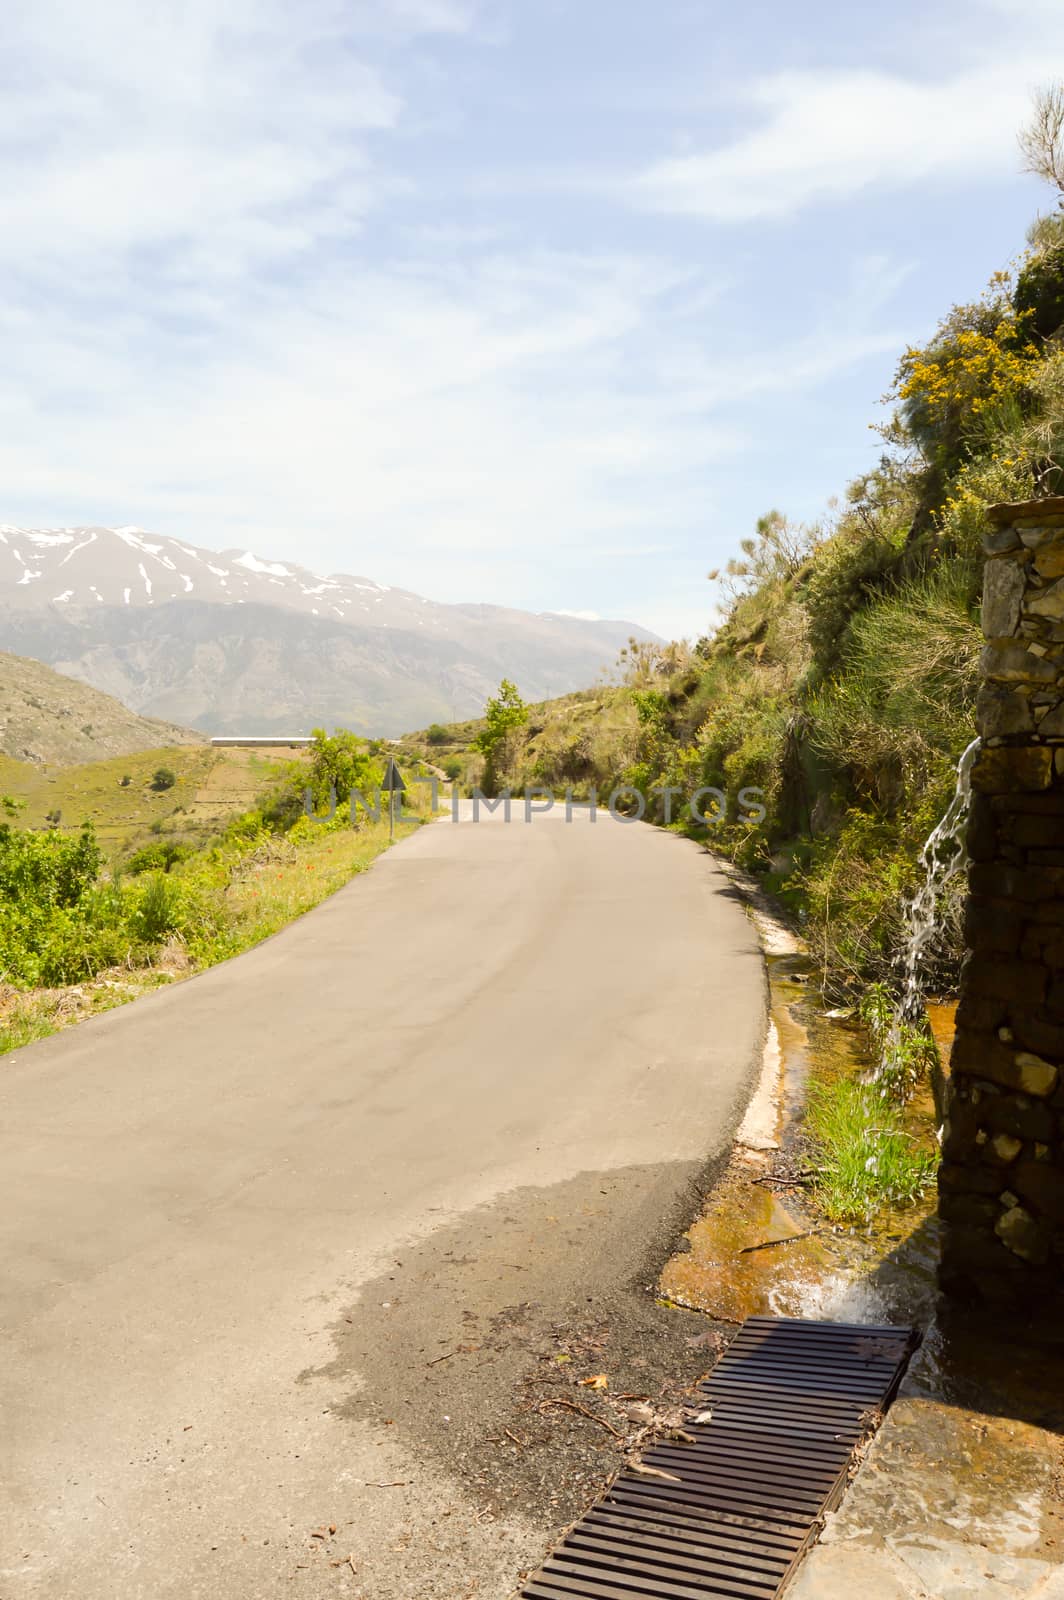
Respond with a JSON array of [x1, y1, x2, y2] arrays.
[[305, 728, 379, 811], [708, 511, 817, 601], [1020, 82, 1064, 203], [151, 767, 177, 791], [472, 680, 527, 793]]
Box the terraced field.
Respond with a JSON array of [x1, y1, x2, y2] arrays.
[[0, 743, 310, 858]]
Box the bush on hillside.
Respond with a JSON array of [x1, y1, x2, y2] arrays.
[[892, 288, 1041, 474], [0, 821, 101, 909], [126, 840, 194, 874], [1014, 237, 1064, 339], [0, 821, 126, 986]]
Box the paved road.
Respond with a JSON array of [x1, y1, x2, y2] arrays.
[[0, 808, 765, 1599]]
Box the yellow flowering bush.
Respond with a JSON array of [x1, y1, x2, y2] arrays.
[[897, 312, 1039, 434], [936, 450, 1036, 559], [891, 286, 1042, 469]]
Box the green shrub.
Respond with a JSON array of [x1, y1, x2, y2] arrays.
[[0, 821, 101, 909], [151, 767, 177, 792], [134, 875, 181, 942], [1014, 238, 1064, 339], [426, 724, 449, 746], [803, 522, 906, 676], [126, 841, 193, 875]]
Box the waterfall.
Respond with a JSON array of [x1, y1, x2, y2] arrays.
[[872, 737, 980, 1091], [898, 736, 980, 1025]]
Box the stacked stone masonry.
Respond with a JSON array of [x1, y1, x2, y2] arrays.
[[940, 495, 1064, 1302]]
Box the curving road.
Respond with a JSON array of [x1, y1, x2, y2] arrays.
[[0, 807, 765, 1599]]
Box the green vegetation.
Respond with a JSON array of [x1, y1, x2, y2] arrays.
[[126, 840, 194, 874], [0, 821, 105, 985], [806, 1077, 938, 1225], [303, 727, 381, 810], [150, 766, 177, 791], [0, 731, 433, 1056], [472, 679, 528, 794]]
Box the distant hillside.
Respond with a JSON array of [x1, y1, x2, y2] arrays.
[[0, 525, 659, 736], [0, 650, 203, 767], [0, 738, 308, 863]]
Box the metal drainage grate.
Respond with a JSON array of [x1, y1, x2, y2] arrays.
[[521, 1315, 917, 1600]]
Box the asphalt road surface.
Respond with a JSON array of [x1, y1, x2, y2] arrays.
[[0, 807, 765, 1599]]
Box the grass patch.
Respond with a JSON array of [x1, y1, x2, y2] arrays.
[[0, 999, 59, 1058], [806, 1078, 938, 1224], [183, 814, 417, 966]]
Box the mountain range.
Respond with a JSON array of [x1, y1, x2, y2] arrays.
[[0, 525, 656, 735]]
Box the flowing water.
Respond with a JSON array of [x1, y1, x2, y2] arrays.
[[661, 747, 982, 1328], [898, 735, 980, 1024], [660, 944, 941, 1329]]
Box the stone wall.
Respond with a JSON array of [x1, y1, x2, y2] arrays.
[[939, 495, 1064, 1302]]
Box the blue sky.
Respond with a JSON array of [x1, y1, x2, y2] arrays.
[[0, 0, 1057, 638]]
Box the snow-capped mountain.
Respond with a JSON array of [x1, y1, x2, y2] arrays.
[[0, 525, 657, 736], [1, 523, 477, 632]]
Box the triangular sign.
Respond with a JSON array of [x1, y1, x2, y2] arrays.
[[381, 758, 406, 792]]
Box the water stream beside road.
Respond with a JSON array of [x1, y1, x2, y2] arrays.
[[659, 939, 944, 1330]]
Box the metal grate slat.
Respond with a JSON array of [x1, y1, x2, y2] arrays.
[[520, 1316, 915, 1600]]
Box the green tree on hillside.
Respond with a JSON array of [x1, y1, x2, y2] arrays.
[[473, 680, 527, 794], [305, 728, 380, 812]]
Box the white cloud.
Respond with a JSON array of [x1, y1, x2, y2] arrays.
[[0, 0, 935, 637], [633, 64, 1041, 221], [0, 0, 456, 280], [383, 0, 475, 31], [0, 235, 903, 618]]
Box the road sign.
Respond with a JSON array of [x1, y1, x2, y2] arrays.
[[382, 757, 405, 838]]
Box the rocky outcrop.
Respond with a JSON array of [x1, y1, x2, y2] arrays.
[[939, 497, 1064, 1302]]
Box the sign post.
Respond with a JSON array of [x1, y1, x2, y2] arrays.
[[381, 757, 406, 840]]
